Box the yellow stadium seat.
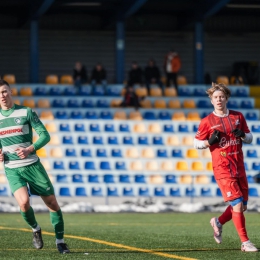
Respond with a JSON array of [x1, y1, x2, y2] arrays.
[[154, 99, 166, 109], [135, 87, 148, 97], [176, 161, 189, 171], [13, 99, 21, 105], [168, 99, 181, 109], [140, 99, 152, 108], [129, 111, 143, 120], [149, 175, 163, 184], [172, 112, 186, 121], [45, 123, 57, 133], [50, 147, 63, 158], [191, 161, 204, 171], [0, 174, 7, 183], [49, 135, 60, 145], [186, 148, 199, 158], [33, 135, 38, 143], [195, 175, 209, 184], [40, 111, 54, 120], [133, 123, 146, 133], [11, 87, 18, 96], [20, 87, 33, 96], [183, 100, 196, 109], [60, 75, 73, 84], [187, 112, 201, 121], [146, 161, 159, 171], [182, 136, 193, 146], [3, 74, 16, 84], [48, 174, 54, 183], [216, 76, 229, 85], [114, 111, 127, 120], [126, 148, 139, 158], [150, 87, 162, 97], [130, 161, 143, 171], [180, 174, 192, 184], [148, 123, 161, 133], [161, 161, 174, 171], [177, 75, 187, 85], [206, 161, 213, 171], [23, 99, 35, 108], [202, 149, 211, 158], [230, 76, 244, 85], [41, 160, 51, 171], [164, 87, 177, 97], [46, 74, 58, 84], [141, 148, 155, 158], [36, 148, 48, 158], [167, 136, 180, 146], [110, 99, 122, 107], [38, 99, 50, 108]]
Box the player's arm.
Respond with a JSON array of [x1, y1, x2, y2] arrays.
[[0, 142, 3, 162]]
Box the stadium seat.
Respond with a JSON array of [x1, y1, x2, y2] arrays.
[[23, 99, 35, 108], [138, 187, 149, 196], [81, 148, 92, 157], [236, 88, 247, 97], [164, 87, 177, 97], [206, 162, 213, 171], [252, 162, 260, 170], [59, 187, 71, 196], [168, 100, 181, 109], [135, 87, 148, 97], [247, 175, 255, 184], [165, 175, 177, 183], [118, 124, 129, 133], [157, 149, 168, 158], [201, 188, 212, 197], [187, 112, 201, 121], [178, 124, 189, 133], [20, 87, 33, 96], [186, 149, 199, 158], [57, 174, 68, 183], [115, 161, 126, 170], [185, 187, 196, 197], [159, 111, 171, 120], [86, 111, 98, 119], [107, 88, 121, 96], [182, 136, 193, 146], [154, 187, 165, 196], [216, 188, 222, 197], [88, 174, 99, 183], [140, 99, 152, 108], [100, 111, 113, 120], [170, 187, 181, 197], [216, 76, 229, 85], [123, 136, 134, 145], [78, 136, 88, 144], [163, 124, 174, 132], [0, 187, 9, 196], [150, 87, 162, 97], [135, 175, 146, 183], [195, 175, 209, 184], [93, 87, 105, 96], [72, 174, 84, 183], [146, 161, 159, 171], [201, 111, 211, 118], [71, 111, 84, 119], [65, 148, 76, 157], [107, 187, 119, 196], [64, 87, 77, 96], [202, 149, 211, 158], [69, 161, 80, 170], [129, 111, 143, 120], [49, 135, 60, 145], [45, 123, 57, 132], [176, 161, 189, 171], [227, 100, 239, 109], [183, 100, 196, 109], [100, 161, 111, 170], [97, 99, 109, 108], [126, 148, 139, 158], [148, 123, 161, 133], [167, 136, 180, 146], [154, 99, 166, 109], [52, 99, 65, 108], [60, 75, 73, 84], [197, 100, 211, 108], [112, 149, 122, 157], [35, 87, 47, 96], [141, 148, 155, 158], [104, 124, 115, 132], [172, 149, 183, 158], [50, 147, 63, 158], [193, 124, 199, 132], [79, 86, 91, 96], [133, 123, 146, 133], [119, 175, 130, 183], [92, 187, 103, 196], [211, 176, 216, 183], [138, 136, 149, 145], [93, 136, 103, 145], [123, 187, 134, 196], [85, 161, 96, 170], [36, 148, 47, 158], [177, 75, 188, 85], [62, 136, 74, 144], [3, 74, 16, 84], [179, 174, 192, 184], [247, 149, 258, 158], [178, 88, 191, 96], [114, 111, 127, 120], [241, 100, 253, 109], [82, 99, 94, 108], [108, 137, 119, 145], [56, 111, 68, 119], [75, 123, 85, 132], [75, 187, 87, 196], [104, 174, 115, 183], [172, 112, 186, 121], [194, 88, 207, 97], [90, 124, 100, 132], [13, 99, 21, 105], [96, 149, 107, 157], [161, 161, 174, 171], [68, 99, 80, 108], [46, 75, 58, 84], [153, 136, 163, 145], [53, 161, 65, 170], [249, 188, 258, 197], [11, 87, 18, 96], [143, 111, 156, 120], [245, 112, 258, 121], [130, 161, 143, 171], [251, 125, 260, 132]]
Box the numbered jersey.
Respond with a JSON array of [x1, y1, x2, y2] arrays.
[[195, 110, 250, 179]]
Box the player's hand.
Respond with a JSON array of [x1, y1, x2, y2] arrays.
[[0, 149, 4, 162], [15, 147, 31, 159], [208, 130, 220, 145], [243, 204, 247, 212], [232, 128, 245, 138]]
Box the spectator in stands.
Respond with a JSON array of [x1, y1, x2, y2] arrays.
[[73, 61, 87, 87], [120, 85, 143, 110], [194, 82, 257, 252], [128, 61, 143, 87], [90, 63, 107, 89], [163, 49, 181, 91], [144, 59, 163, 94]]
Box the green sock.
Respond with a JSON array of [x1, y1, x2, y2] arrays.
[[50, 209, 64, 239], [20, 206, 38, 229]]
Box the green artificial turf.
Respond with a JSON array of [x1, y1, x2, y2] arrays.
[[0, 212, 259, 259]]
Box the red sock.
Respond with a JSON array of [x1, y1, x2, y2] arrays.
[[232, 211, 249, 242], [218, 205, 232, 225]]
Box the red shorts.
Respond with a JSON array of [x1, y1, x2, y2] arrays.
[[216, 175, 248, 202]]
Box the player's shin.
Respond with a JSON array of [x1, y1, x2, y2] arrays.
[[20, 206, 38, 229], [218, 205, 232, 225], [50, 209, 64, 242]]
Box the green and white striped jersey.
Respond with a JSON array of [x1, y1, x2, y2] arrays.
[[0, 104, 50, 168]]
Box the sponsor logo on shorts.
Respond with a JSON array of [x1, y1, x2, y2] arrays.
[[227, 191, 232, 197], [14, 118, 21, 124]]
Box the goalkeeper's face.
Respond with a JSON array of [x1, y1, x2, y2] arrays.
[[211, 90, 228, 112], [0, 84, 13, 109]]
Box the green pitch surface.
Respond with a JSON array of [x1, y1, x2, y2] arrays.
[[0, 212, 259, 259]]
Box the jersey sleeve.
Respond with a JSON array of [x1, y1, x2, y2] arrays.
[[195, 118, 210, 140], [27, 108, 50, 150], [240, 113, 250, 133]]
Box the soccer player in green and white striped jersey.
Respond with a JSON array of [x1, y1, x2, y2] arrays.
[[0, 80, 70, 254]]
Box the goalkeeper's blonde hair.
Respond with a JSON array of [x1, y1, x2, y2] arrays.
[[206, 82, 231, 99]]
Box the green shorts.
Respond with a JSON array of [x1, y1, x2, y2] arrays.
[[5, 161, 55, 196]]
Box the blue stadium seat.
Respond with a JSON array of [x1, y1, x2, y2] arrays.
[[104, 124, 115, 132], [247, 175, 255, 184], [247, 149, 258, 158], [86, 111, 98, 119], [138, 136, 149, 145], [71, 111, 83, 119], [123, 187, 134, 196], [111, 149, 122, 157], [81, 148, 92, 157], [236, 88, 248, 97], [170, 187, 181, 196], [216, 188, 222, 197], [249, 187, 258, 197], [59, 187, 71, 196], [107, 187, 119, 196], [60, 123, 70, 132], [252, 162, 260, 170], [245, 112, 258, 121], [106, 87, 121, 96], [67, 99, 80, 108], [157, 149, 168, 158], [185, 187, 196, 196], [153, 136, 163, 145], [78, 86, 91, 96], [165, 175, 177, 183], [92, 187, 103, 196], [119, 175, 130, 183], [100, 111, 113, 120], [135, 175, 146, 183], [97, 99, 109, 108], [104, 174, 115, 183], [100, 161, 111, 170], [72, 174, 84, 183], [201, 187, 212, 197], [85, 161, 95, 170], [78, 136, 88, 144], [158, 111, 171, 120], [75, 123, 85, 132], [211, 176, 216, 183], [64, 87, 77, 96], [56, 111, 68, 119], [75, 187, 87, 196], [154, 187, 165, 196], [143, 111, 156, 120], [194, 88, 207, 97], [90, 124, 100, 132], [54, 161, 65, 170], [227, 100, 239, 109], [52, 99, 65, 108], [93, 136, 103, 145], [69, 161, 80, 170], [56, 174, 68, 183], [139, 187, 149, 196], [88, 174, 99, 183], [96, 149, 107, 157], [241, 100, 253, 109], [0, 187, 8, 196], [251, 125, 260, 132], [93, 87, 105, 96], [119, 124, 130, 132], [123, 136, 134, 145], [244, 162, 248, 171], [257, 138, 260, 145], [34, 87, 47, 95], [82, 99, 94, 108], [178, 88, 191, 96], [172, 149, 183, 158], [62, 136, 73, 144], [108, 136, 119, 145], [178, 124, 189, 133], [202, 111, 211, 118], [50, 87, 62, 96], [197, 100, 211, 108], [65, 148, 76, 157], [193, 124, 199, 132], [115, 161, 126, 170], [163, 124, 174, 133]]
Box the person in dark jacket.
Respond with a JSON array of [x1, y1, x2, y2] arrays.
[[120, 85, 142, 110], [91, 63, 107, 88], [128, 61, 143, 86], [73, 62, 87, 87]]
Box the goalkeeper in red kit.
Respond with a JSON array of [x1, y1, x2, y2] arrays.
[[194, 82, 258, 252]]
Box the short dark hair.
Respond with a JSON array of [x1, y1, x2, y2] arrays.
[[0, 79, 10, 88]]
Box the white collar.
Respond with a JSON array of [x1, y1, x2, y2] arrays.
[[213, 109, 229, 117]]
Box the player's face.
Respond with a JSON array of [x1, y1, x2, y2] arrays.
[[0, 84, 13, 109], [211, 90, 227, 111]]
